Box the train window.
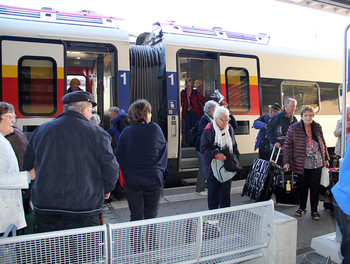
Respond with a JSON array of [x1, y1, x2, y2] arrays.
[[67, 75, 86, 91], [338, 85, 350, 112], [225, 67, 250, 114], [18, 56, 57, 116], [281, 81, 320, 113]]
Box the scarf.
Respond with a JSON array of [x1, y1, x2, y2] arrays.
[[213, 119, 233, 154]]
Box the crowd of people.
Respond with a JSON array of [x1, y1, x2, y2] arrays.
[[1, 82, 349, 263]]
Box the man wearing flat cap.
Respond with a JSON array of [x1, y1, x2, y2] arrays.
[[253, 103, 282, 161], [22, 91, 119, 232]]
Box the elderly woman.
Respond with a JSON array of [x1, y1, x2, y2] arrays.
[[194, 100, 219, 195], [283, 106, 329, 220], [181, 77, 207, 146], [0, 102, 35, 234], [116, 99, 167, 221], [200, 106, 239, 210]]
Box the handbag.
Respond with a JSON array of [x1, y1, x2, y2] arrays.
[[224, 153, 242, 172], [211, 158, 236, 183], [320, 166, 330, 187]]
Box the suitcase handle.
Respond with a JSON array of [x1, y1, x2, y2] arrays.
[[269, 146, 281, 164]]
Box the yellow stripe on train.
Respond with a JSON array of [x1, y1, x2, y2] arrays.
[[220, 74, 258, 86], [2, 65, 64, 79]]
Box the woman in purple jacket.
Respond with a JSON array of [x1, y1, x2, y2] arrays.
[[283, 106, 329, 220]]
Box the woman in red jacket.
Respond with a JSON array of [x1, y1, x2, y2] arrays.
[[283, 106, 329, 220], [181, 77, 206, 146]]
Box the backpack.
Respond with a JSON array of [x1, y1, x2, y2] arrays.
[[188, 120, 199, 147]]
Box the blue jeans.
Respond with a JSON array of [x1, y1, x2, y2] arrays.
[[207, 178, 232, 210], [123, 172, 162, 221], [333, 199, 350, 264]]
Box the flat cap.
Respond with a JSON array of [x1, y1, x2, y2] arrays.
[[61, 91, 97, 107], [268, 103, 282, 112]]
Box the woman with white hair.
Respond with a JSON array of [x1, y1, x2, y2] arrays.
[[200, 106, 239, 209]]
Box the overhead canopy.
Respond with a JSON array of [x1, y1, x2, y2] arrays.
[[278, 0, 350, 16]]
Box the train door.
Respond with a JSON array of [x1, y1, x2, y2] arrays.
[[65, 42, 117, 129], [176, 50, 219, 177], [219, 54, 260, 166], [1, 36, 65, 138]]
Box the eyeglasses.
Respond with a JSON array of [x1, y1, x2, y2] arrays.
[[218, 117, 230, 123], [2, 114, 16, 121], [87, 107, 96, 114]]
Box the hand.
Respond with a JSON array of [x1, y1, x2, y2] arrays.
[[325, 160, 330, 167], [283, 163, 290, 171], [29, 168, 36, 181], [274, 142, 281, 148], [264, 124, 267, 129], [217, 153, 226, 162], [104, 193, 110, 200]]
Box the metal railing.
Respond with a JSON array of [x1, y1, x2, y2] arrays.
[[0, 200, 274, 264]]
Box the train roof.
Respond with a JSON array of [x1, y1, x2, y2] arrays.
[[145, 21, 341, 61], [0, 5, 129, 43]]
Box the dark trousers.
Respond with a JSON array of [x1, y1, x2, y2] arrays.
[[299, 167, 322, 212], [207, 178, 232, 210], [35, 211, 100, 233], [184, 111, 197, 145], [333, 199, 350, 264], [123, 172, 162, 221]]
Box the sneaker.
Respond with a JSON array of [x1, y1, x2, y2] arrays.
[[198, 190, 208, 196]]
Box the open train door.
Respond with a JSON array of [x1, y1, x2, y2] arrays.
[[219, 54, 261, 166], [1, 36, 65, 138]]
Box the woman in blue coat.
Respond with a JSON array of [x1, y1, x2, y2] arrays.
[[116, 99, 167, 221], [200, 106, 239, 210]]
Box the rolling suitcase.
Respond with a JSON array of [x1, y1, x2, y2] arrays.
[[274, 169, 299, 205], [242, 147, 282, 201], [323, 168, 339, 210]]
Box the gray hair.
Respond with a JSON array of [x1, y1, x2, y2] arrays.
[[213, 106, 229, 119], [284, 98, 297, 106], [107, 106, 120, 116], [63, 101, 91, 112], [204, 100, 219, 115], [90, 113, 101, 125]]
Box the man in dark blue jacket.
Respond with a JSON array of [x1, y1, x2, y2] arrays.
[[266, 98, 297, 165], [22, 91, 119, 232]]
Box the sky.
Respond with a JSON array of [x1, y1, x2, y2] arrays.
[[1, 0, 350, 54]]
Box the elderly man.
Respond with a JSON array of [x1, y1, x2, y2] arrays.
[[266, 98, 297, 164], [22, 91, 119, 232], [106, 106, 130, 146]]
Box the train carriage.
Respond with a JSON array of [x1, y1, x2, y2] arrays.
[[0, 5, 344, 186]]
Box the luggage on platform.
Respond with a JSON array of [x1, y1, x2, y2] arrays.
[[241, 147, 282, 201], [274, 169, 299, 205], [322, 168, 339, 210]]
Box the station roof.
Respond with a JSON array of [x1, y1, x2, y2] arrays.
[[278, 0, 350, 16]]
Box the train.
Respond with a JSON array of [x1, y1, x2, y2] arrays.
[[0, 5, 344, 186]]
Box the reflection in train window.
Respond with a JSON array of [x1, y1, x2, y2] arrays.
[[18, 56, 57, 116], [281, 81, 320, 113], [225, 67, 250, 114]]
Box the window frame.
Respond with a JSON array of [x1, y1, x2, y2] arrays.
[[18, 55, 58, 116], [225, 67, 251, 114]]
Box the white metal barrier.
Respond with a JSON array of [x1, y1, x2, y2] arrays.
[[0, 225, 108, 263], [0, 200, 274, 264]]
